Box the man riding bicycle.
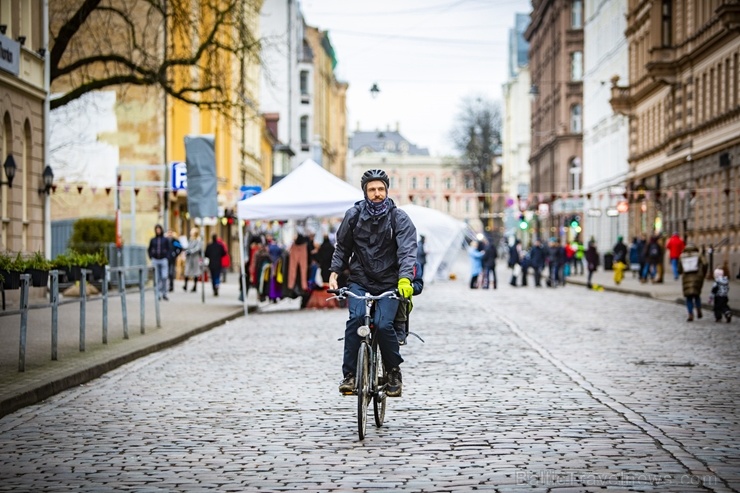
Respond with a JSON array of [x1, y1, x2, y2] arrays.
[[329, 169, 417, 397]]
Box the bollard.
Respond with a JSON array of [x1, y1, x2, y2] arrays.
[[18, 274, 30, 372], [119, 269, 129, 340], [80, 269, 87, 352], [50, 270, 59, 361], [102, 265, 109, 344], [153, 266, 161, 328], [139, 267, 146, 334]]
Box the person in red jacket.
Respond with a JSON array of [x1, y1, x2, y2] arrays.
[[665, 232, 685, 280]]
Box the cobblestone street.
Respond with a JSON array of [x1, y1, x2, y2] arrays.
[[0, 277, 738, 492]]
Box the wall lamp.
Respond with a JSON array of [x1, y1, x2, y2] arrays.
[[38, 165, 54, 195], [16, 35, 25, 46], [1, 154, 16, 188], [370, 83, 380, 98], [0, 25, 6, 35]]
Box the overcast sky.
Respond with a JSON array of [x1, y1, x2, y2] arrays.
[[300, 0, 532, 156]]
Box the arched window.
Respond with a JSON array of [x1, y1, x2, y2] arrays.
[[570, 104, 582, 133]]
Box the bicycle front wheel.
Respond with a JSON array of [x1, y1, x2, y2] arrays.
[[356, 342, 370, 440], [372, 340, 387, 427]]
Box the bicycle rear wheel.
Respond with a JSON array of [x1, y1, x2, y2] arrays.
[[356, 342, 370, 440], [372, 341, 387, 427]]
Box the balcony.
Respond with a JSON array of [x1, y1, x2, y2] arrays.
[[645, 47, 677, 84], [609, 75, 632, 116]]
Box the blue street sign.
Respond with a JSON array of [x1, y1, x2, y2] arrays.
[[239, 185, 261, 201], [171, 161, 187, 190]]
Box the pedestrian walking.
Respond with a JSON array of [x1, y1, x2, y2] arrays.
[[629, 237, 642, 278], [481, 238, 498, 289], [508, 239, 522, 287], [665, 231, 685, 280], [572, 238, 585, 275], [147, 224, 171, 301], [678, 243, 708, 322], [217, 236, 230, 283], [183, 227, 203, 292], [585, 240, 600, 289], [528, 239, 546, 287], [642, 235, 661, 283], [166, 230, 183, 292], [417, 235, 428, 274], [709, 267, 732, 323], [468, 240, 485, 289], [612, 236, 628, 285], [205, 234, 227, 296]]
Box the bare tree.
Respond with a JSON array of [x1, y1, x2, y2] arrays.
[[450, 95, 502, 236], [50, 0, 262, 114]]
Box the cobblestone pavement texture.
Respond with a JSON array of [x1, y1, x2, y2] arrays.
[[0, 257, 739, 492]]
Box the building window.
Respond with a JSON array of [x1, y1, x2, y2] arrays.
[[390, 176, 397, 189], [569, 157, 582, 192], [300, 116, 309, 150], [571, 51, 583, 81], [464, 176, 473, 189], [300, 70, 309, 95], [424, 198, 431, 208], [424, 176, 431, 189], [411, 176, 418, 190], [571, 0, 583, 29], [570, 104, 582, 133], [445, 177, 453, 189], [661, 0, 672, 47]]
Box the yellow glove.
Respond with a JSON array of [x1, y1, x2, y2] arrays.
[[398, 278, 413, 299]]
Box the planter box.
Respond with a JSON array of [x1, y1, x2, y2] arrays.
[[87, 264, 105, 281], [25, 268, 49, 287], [0, 270, 21, 290]]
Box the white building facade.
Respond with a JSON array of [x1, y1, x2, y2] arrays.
[[260, 0, 314, 178], [582, 0, 629, 252], [502, 13, 532, 240]]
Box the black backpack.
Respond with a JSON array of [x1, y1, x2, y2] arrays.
[[648, 242, 660, 260]]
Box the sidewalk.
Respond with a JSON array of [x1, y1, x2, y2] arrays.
[[0, 275, 259, 417], [563, 265, 740, 316]]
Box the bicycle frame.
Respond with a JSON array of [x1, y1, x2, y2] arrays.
[[328, 287, 397, 440]]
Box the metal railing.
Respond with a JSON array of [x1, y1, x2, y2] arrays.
[[2, 265, 161, 372]]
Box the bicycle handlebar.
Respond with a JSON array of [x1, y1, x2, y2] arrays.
[[326, 288, 399, 301]]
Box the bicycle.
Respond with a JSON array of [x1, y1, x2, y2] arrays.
[[327, 287, 398, 440]]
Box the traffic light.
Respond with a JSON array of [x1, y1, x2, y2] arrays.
[[569, 215, 582, 233], [518, 214, 527, 230]]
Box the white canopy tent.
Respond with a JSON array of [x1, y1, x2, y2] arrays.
[[399, 204, 467, 283], [237, 159, 363, 221]]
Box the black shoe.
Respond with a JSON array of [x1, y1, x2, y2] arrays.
[[697, 309, 703, 319], [339, 374, 355, 394], [162, 295, 169, 301], [727, 313, 733, 323], [191, 287, 197, 292], [183, 284, 187, 291], [386, 367, 402, 397]]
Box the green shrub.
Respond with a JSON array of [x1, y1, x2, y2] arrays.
[[26, 251, 52, 271], [68, 218, 116, 254]]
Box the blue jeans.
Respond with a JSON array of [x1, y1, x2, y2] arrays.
[[342, 282, 403, 377], [686, 295, 702, 314], [151, 258, 169, 298], [671, 258, 679, 279]]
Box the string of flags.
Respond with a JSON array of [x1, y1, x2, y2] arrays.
[[51, 183, 740, 202]]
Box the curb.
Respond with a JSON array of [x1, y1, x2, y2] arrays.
[[566, 278, 740, 316], [0, 308, 251, 418]]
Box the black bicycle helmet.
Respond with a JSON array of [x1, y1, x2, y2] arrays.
[[361, 169, 389, 191]]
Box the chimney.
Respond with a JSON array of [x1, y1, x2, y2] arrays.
[[396, 121, 400, 132]]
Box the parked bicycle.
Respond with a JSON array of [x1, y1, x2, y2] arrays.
[[327, 287, 397, 440]]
